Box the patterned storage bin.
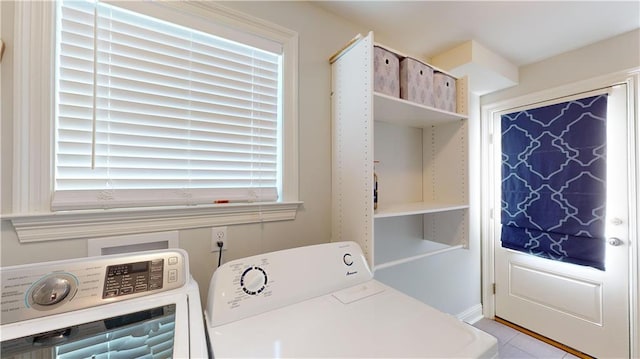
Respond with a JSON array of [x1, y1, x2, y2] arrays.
[[400, 57, 434, 106], [373, 46, 400, 97], [433, 71, 457, 113]]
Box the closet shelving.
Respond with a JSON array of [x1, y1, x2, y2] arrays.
[[331, 32, 469, 272], [374, 92, 464, 126], [374, 202, 468, 219]]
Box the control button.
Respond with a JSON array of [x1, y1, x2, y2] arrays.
[[343, 253, 353, 266], [31, 277, 71, 306], [104, 289, 119, 297], [121, 286, 133, 295], [149, 282, 162, 290], [168, 269, 178, 283], [168, 256, 178, 265]]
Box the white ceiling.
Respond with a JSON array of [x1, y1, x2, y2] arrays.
[[311, 1, 640, 67]]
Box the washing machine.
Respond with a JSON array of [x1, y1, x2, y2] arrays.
[[205, 241, 498, 358], [0, 249, 208, 358]]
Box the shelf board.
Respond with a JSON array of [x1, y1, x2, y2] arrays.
[[373, 92, 467, 127], [374, 202, 468, 219], [373, 244, 465, 271]]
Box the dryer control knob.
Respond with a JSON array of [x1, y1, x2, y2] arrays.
[[31, 277, 71, 306], [241, 267, 267, 295]]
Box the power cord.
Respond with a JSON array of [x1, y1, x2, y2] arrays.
[[217, 240, 224, 267]]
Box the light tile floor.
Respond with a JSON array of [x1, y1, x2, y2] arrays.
[[473, 318, 581, 359]]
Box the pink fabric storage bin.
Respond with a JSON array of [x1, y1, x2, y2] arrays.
[[374, 46, 400, 97], [433, 71, 457, 112], [400, 57, 434, 106]]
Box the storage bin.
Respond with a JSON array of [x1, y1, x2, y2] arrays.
[[400, 57, 434, 106], [374, 46, 400, 97], [433, 71, 457, 113]]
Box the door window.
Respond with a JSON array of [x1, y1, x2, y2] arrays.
[[500, 94, 608, 270]]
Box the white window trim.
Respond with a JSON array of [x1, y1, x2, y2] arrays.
[[5, 202, 301, 242], [9, 1, 300, 242]]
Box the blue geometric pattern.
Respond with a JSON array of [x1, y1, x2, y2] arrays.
[[501, 95, 608, 270]]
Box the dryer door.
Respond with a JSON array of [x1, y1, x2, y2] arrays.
[[2, 304, 178, 359]]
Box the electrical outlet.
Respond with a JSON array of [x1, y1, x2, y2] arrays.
[[211, 226, 228, 252]]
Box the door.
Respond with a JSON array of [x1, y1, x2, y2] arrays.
[[492, 85, 630, 358]]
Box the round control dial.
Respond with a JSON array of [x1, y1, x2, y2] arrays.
[[29, 273, 77, 309], [240, 266, 267, 295]]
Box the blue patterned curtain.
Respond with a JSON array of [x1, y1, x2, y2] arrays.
[[501, 94, 608, 270]]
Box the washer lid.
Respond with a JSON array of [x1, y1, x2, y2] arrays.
[[207, 280, 498, 358]]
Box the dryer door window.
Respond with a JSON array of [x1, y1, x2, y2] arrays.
[[1, 304, 176, 359]]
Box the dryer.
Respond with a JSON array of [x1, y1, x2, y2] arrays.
[[0, 249, 207, 358], [205, 241, 498, 358]]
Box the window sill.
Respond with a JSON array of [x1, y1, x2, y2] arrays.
[[4, 202, 302, 243]]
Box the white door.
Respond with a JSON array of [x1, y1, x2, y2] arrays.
[[492, 85, 630, 358]]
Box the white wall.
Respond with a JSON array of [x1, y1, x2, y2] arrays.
[[482, 29, 639, 104], [0, 1, 363, 306]]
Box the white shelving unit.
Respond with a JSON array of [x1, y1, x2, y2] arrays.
[[331, 32, 469, 272]]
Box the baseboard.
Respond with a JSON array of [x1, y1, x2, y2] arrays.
[[456, 303, 484, 324]]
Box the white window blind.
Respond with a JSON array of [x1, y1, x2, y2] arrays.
[[53, 0, 282, 211]]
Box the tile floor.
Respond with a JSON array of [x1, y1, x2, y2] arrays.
[[473, 318, 581, 359]]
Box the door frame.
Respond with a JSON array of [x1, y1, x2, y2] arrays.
[[480, 69, 639, 357]]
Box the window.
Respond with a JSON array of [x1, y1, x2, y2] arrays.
[[500, 94, 609, 270], [9, 1, 299, 241], [55, 0, 281, 210]]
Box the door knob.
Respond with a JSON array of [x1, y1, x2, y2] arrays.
[[608, 237, 623, 246]]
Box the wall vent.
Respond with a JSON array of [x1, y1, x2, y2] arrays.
[[87, 231, 179, 256]]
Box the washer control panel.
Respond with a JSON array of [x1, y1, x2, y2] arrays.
[[1, 249, 187, 325], [103, 258, 165, 298], [207, 241, 373, 327]]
